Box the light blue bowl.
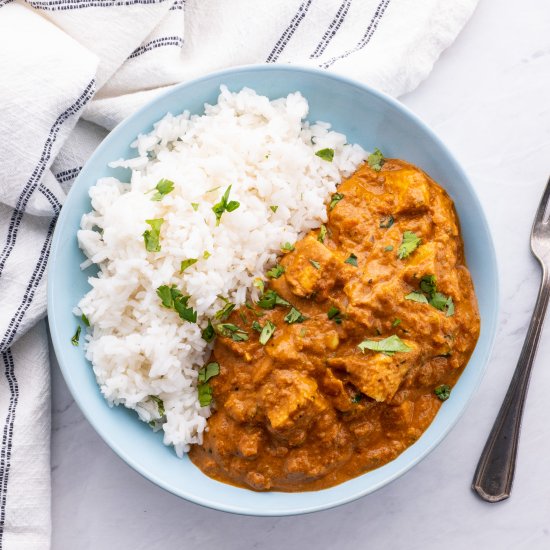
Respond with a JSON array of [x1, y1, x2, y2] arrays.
[[48, 65, 498, 515]]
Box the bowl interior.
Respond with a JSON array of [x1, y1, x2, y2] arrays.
[[48, 65, 498, 515]]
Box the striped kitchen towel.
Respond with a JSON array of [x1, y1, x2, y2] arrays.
[[0, 0, 478, 547]]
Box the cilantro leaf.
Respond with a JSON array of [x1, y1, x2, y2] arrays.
[[203, 250, 211, 259], [198, 383, 213, 406], [430, 293, 455, 317], [309, 259, 321, 270], [380, 215, 394, 228], [405, 291, 429, 304], [214, 323, 248, 341], [345, 253, 358, 267], [315, 148, 334, 162], [270, 205, 278, 213], [281, 242, 295, 252], [351, 394, 362, 404], [318, 224, 327, 243], [434, 384, 451, 401], [327, 306, 343, 324], [266, 264, 285, 279], [329, 193, 344, 211], [358, 334, 412, 355], [214, 299, 235, 321], [71, 325, 81, 346], [198, 362, 220, 384], [384, 245, 394, 252], [81, 313, 90, 327], [251, 320, 262, 332], [149, 395, 165, 416], [156, 285, 197, 323], [420, 275, 437, 295], [392, 318, 402, 327], [257, 290, 291, 309], [143, 218, 164, 252], [150, 178, 175, 201], [367, 148, 385, 171], [397, 231, 421, 259], [180, 258, 198, 273], [201, 319, 215, 342], [191, 202, 199, 211], [156, 285, 174, 308], [259, 320, 276, 345], [212, 185, 240, 226], [173, 295, 197, 323], [284, 307, 306, 324]]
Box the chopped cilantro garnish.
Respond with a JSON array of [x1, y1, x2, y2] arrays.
[[191, 202, 199, 211], [203, 250, 211, 259], [281, 242, 295, 252], [299, 327, 307, 337], [214, 323, 249, 341], [143, 218, 164, 252], [198, 362, 220, 384], [198, 383, 213, 406], [329, 193, 344, 211], [315, 148, 334, 162], [149, 178, 175, 201], [358, 334, 412, 355], [239, 311, 247, 324], [259, 320, 276, 345], [81, 313, 90, 327], [156, 285, 197, 323], [251, 320, 262, 333], [392, 318, 402, 327], [180, 258, 198, 273], [406, 275, 455, 316], [201, 319, 215, 342], [214, 299, 235, 321], [173, 295, 198, 323], [266, 264, 285, 279], [71, 325, 81, 346], [380, 215, 394, 228], [309, 259, 321, 270], [351, 394, 362, 404], [212, 185, 240, 226], [397, 231, 421, 259], [345, 253, 358, 267], [434, 384, 451, 401], [253, 278, 265, 294], [284, 307, 306, 324], [327, 306, 343, 324], [367, 148, 385, 171], [405, 291, 429, 304], [420, 275, 437, 295], [384, 245, 394, 252], [257, 290, 291, 309], [318, 224, 327, 243], [270, 205, 278, 213], [149, 395, 165, 416]]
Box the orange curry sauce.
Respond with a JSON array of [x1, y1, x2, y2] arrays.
[[190, 159, 480, 491]]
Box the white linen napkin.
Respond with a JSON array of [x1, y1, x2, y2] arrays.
[[0, 0, 478, 547]]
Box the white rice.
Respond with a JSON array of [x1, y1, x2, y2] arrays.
[[77, 86, 367, 457]]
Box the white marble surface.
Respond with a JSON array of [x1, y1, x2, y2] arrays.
[[50, 0, 550, 548]]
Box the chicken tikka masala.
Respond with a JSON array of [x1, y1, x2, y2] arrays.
[[190, 155, 480, 491]]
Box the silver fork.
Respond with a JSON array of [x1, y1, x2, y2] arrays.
[[472, 176, 550, 502]]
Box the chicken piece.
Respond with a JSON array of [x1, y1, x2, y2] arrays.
[[283, 235, 336, 298], [260, 370, 326, 442], [384, 168, 431, 215], [328, 342, 420, 402], [321, 368, 353, 412]]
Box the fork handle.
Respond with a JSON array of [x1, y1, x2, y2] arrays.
[[472, 267, 550, 502]]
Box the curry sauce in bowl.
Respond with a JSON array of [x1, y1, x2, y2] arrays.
[[190, 158, 480, 491]]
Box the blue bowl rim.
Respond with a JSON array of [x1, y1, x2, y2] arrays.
[[48, 63, 499, 516]]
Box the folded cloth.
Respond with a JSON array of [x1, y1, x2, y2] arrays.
[[0, 0, 478, 547]]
